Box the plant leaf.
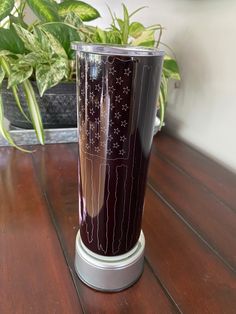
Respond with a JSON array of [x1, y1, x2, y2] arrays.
[[36, 57, 68, 96], [58, 0, 100, 22], [8, 63, 33, 88], [0, 83, 31, 152], [94, 27, 107, 43], [0, 56, 31, 123], [64, 11, 83, 28], [131, 29, 155, 47], [129, 6, 147, 18], [0, 28, 26, 54], [106, 31, 122, 44], [0, 66, 5, 83], [9, 13, 28, 28], [163, 56, 180, 80], [122, 4, 129, 44], [39, 28, 68, 59], [116, 18, 124, 31], [23, 79, 44, 144], [26, 0, 60, 22], [13, 24, 41, 52], [161, 74, 168, 104], [158, 85, 165, 129], [106, 4, 116, 28], [41, 22, 81, 59], [129, 22, 145, 38], [0, 0, 14, 22], [17, 52, 40, 67], [0, 50, 13, 57]]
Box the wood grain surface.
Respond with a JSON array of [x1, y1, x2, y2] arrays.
[[0, 132, 235, 313]]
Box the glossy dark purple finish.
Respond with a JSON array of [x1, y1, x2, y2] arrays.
[[76, 51, 163, 256]]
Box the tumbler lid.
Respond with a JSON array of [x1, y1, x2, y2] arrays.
[[71, 42, 164, 57]]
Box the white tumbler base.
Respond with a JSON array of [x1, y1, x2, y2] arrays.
[[74, 230, 145, 292]]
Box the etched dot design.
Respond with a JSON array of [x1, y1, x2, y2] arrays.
[[79, 56, 133, 160]]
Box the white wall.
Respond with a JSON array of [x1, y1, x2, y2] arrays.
[[86, 0, 236, 172], [26, 0, 236, 171]]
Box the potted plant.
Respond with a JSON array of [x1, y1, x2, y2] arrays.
[[0, 0, 180, 148]]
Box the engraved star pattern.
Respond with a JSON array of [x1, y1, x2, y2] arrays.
[[123, 86, 130, 95], [79, 57, 134, 160], [109, 67, 116, 75], [121, 104, 129, 111], [115, 95, 122, 103], [124, 68, 131, 76], [116, 77, 124, 85]]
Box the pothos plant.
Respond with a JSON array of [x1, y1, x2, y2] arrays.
[[0, 0, 180, 149]]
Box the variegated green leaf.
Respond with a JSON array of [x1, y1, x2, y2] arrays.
[[41, 22, 81, 58], [58, 1, 100, 22], [8, 63, 33, 88], [129, 22, 145, 38], [0, 50, 13, 57], [23, 79, 44, 144], [39, 28, 68, 58], [0, 56, 31, 123], [13, 24, 41, 52], [0, 0, 14, 22], [131, 30, 155, 47], [36, 57, 68, 96], [163, 55, 180, 80], [26, 0, 60, 22], [64, 11, 83, 28], [17, 52, 40, 67]]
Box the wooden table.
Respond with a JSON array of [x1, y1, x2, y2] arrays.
[[0, 133, 236, 314]]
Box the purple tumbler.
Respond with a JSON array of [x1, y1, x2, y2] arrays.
[[73, 43, 164, 291]]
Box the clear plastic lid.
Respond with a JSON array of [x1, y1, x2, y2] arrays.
[[71, 42, 164, 57]]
